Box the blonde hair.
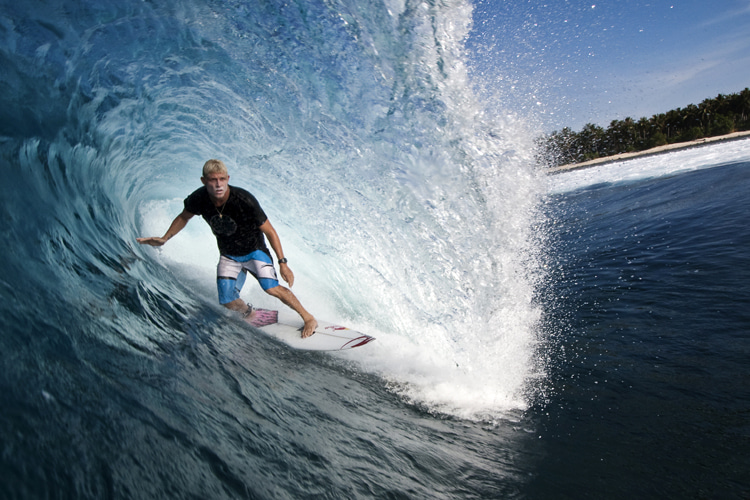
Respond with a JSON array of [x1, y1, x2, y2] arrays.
[[202, 159, 228, 177]]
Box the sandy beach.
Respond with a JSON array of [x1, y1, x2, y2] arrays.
[[548, 130, 750, 174]]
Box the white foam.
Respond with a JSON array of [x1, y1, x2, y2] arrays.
[[547, 139, 750, 194]]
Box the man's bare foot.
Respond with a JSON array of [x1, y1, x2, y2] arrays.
[[301, 317, 318, 338]]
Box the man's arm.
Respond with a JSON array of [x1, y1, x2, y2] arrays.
[[137, 210, 194, 247], [259, 219, 294, 287]]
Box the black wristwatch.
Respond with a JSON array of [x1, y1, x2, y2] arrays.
[[278, 258, 288, 265]]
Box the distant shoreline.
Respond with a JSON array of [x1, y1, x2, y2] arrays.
[[547, 130, 750, 174]]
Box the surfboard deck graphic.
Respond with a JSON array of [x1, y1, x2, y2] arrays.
[[247, 308, 375, 351]]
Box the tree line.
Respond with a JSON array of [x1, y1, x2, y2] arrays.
[[537, 88, 750, 168]]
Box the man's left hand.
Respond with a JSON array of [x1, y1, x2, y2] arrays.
[[279, 262, 294, 287]]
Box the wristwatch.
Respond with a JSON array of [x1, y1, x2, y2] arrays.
[[278, 258, 288, 265]]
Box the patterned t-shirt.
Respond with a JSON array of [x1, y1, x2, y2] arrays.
[[184, 185, 268, 256]]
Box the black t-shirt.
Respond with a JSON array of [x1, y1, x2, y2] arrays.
[[183, 185, 269, 256]]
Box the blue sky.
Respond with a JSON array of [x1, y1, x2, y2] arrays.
[[466, 0, 750, 132]]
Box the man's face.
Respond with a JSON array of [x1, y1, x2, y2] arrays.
[[202, 172, 229, 201]]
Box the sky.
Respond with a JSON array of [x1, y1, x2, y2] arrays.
[[465, 0, 750, 132]]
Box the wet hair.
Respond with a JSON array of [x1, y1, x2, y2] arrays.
[[202, 159, 228, 177]]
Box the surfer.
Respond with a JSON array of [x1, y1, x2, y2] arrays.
[[137, 159, 318, 338]]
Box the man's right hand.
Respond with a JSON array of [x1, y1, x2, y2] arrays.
[[136, 210, 193, 248], [136, 237, 167, 247]]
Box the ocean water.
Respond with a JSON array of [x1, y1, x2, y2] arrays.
[[537, 146, 750, 499], [1, 0, 749, 498]]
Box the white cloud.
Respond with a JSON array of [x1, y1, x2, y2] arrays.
[[697, 1, 750, 28]]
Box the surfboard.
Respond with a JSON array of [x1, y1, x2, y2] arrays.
[[246, 308, 375, 351]]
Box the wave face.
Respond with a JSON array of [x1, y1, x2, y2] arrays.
[[1, 0, 545, 418], [1, 3, 546, 494]]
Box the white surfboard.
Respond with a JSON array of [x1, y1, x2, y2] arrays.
[[246, 309, 375, 351]]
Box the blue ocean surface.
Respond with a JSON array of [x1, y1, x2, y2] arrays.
[[535, 156, 750, 499], [1, 0, 749, 498]]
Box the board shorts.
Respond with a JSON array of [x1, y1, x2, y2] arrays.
[[216, 250, 280, 304]]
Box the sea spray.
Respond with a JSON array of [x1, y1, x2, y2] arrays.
[[138, 0, 548, 419]]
